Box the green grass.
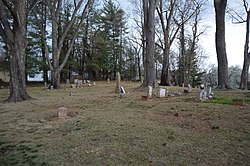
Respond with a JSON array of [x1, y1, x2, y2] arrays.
[[204, 97, 233, 105]]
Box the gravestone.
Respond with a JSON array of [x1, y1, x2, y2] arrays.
[[199, 84, 207, 101], [147, 86, 153, 99], [74, 79, 78, 85], [188, 84, 192, 92], [115, 72, 121, 93], [77, 80, 82, 87], [159, 88, 166, 98], [107, 78, 110, 84], [206, 86, 213, 99], [93, 82, 96, 86], [120, 86, 126, 99], [58, 107, 67, 119]]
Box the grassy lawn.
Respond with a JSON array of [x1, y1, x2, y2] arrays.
[[0, 82, 249, 165]]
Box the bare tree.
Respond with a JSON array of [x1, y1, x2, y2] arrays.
[[214, 0, 231, 89], [180, 0, 207, 86], [142, 0, 159, 88], [156, 0, 178, 86], [0, 0, 41, 102], [228, 0, 250, 90], [227, 0, 249, 90], [43, 0, 92, 89]]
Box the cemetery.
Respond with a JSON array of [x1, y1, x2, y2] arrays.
[[0, 81, 249, 165], [0, 0, 249, 165]]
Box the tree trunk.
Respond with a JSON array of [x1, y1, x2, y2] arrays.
[[160, 47, 171, 86], [8, 38, 31, 102], [0, 1, 32, 102], [214, 0, 231, 90], [51, 68, 61, 89], [240, 9, 250, 90], [142, 0, 158, 88]]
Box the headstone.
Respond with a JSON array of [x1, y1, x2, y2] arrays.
[[49, 85, 54, 90], [188, 84, 192, 92], [206, 86, 214, 99], [77, 80, 83, 87], [74, 79, 78, 85], [66, 79, 70, 85], [120, 86, 126, 99], [147, 86, 153, 99], [107, 78, 110, 84], [71, 84, 76, 88], [58, 107, 67, 119], [83, 80, 86, 84], [199, 84, 207, 101], [115, 72, 121, 93], [93, 82, 96, 86], [159, 88, 166, 98]]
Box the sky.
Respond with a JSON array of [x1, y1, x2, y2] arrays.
[[117, 0, 247, 67]]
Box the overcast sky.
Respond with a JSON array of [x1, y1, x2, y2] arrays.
[[117, 0, 246, 67]]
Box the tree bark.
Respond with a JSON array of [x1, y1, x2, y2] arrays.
[[0, 0, 32, 102], [240, 4, 250, 90], [8, 34, 31, 102], [142, 0, 158, 88], [214, 0, 231, 90]]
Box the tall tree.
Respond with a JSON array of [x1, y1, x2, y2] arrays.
[[43, 0, 92, 89], [239, 0, 250, 89], [97, 0, 126, 79], [142, 0, 159, 88], [0, 0, 40, 102], [228, 0, 250, 89], [214, 0, 231, 89], [156, 0, 178, 86]]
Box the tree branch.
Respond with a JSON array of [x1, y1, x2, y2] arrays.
[[26, 0, 43, 14], [0, 1, 14, 43]]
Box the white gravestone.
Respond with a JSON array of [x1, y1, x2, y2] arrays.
[[77, 80, 83, 87], [120, 86, 126, 99], [159, 88, 166, 98], [199, 84, 207, 100], [188, 84, 192, 92], [147, 86, 153, 99], [74, 79, 78, 85]]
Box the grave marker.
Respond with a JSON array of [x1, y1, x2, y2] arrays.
[[199, 84, 207, 101], [58, 107, 67, 119], [159, 88, 166, 98], [77, 80, 82, 87], [120, 86, 126, 99], [147, 86, 153, 99], [115, 72, 121, 93]]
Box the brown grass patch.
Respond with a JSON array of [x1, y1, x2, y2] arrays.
[[0, 82, 249, 165]]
